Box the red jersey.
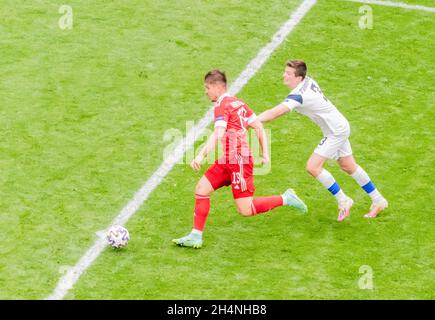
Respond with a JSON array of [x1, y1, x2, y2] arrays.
[[214, 93, 256, 164]]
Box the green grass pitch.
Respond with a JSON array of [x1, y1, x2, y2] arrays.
[[0, 0, 433, 299]]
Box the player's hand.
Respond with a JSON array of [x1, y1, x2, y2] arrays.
[[191, 154, 204, 171], [261, 154, 270, 165]]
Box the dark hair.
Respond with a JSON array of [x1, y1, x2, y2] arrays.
[[286, 60, 307, 79], [204, 69, 227, 84]]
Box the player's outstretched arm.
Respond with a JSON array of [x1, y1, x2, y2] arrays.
[[257, 103, 290, 123], [249, 119, 269, 164], [191, 126, 226, 171]]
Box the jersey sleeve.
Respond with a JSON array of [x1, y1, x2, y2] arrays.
[[244, 105, 257, 125], [282, 93, 303, 111], [214, 102, 228, 128]]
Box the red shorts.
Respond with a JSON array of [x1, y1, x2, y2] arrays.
[[204, 156, 255, 199]]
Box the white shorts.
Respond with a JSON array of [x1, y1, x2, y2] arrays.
[[314, 134, 353, 160]]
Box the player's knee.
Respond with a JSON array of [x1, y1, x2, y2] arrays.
[[195, 183, 210, 195], [306, 164, 320, 177], [340, 163, 356, 174], [306, 168, 315, 177], [194, 183, 202, 194], [237, 207, 252, 216]]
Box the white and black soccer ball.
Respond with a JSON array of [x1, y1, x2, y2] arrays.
[[106, 225, 130, 248]]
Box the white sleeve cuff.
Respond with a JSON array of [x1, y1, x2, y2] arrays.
[[214, 120, 227, 128], [282, 100, 298, 111], [247, 113, 257, 124]]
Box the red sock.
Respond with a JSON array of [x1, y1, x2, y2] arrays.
[[193, 194, 210, 231], [252, 196, 283, 215]]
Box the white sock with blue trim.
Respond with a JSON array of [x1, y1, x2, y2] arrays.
[[316, 169, 347, 202], [350, 166, 382, 202]]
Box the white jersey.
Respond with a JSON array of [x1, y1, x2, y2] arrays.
[[282, 76, 350, 136]]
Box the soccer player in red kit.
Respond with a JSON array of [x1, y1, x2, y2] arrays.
[[172, 70, 307, 248]]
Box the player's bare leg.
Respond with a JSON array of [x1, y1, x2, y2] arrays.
[[235, 197, 255, 216], [306, 153, 327, 178]]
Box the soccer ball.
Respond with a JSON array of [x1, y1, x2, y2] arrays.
[[106, 225, 130, 248]]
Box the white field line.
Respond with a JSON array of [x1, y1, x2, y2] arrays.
[[347, 0, 435, 12], [46, 0, 317, 300]]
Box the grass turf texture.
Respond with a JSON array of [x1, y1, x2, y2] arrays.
[[1, 0, 434, 299], [0, 0, 299, 299]]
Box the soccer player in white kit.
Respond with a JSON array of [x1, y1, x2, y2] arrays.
[[258, 60, 388, 221]]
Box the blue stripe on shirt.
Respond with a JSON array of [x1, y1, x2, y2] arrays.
[[285, 94, 303, 104]]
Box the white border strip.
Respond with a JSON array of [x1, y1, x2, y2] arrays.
[[46, 0, 317, 300], [347, 0, 435, 12]]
